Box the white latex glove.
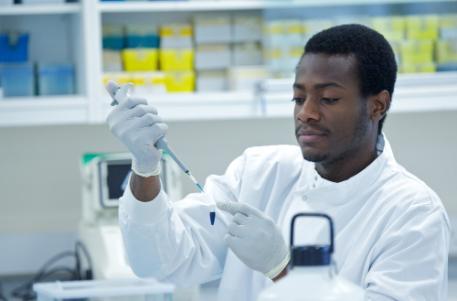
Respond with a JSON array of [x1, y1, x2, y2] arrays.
[[217, 201, 290, 279], [106, 83, 167, 177]]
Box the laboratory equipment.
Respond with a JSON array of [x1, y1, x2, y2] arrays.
[[108, 81, 215, 224], [33, 278, 174, 301], [257, 213, 365, 301], [78, 152, 182, 279]]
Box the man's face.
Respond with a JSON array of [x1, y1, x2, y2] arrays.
[[293, 53, 371, 164]]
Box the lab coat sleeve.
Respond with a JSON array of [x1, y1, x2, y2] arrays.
[[118, 154, 246, 286], [364, 192, 450, 301]]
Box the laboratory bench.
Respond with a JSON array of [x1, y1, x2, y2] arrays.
[[3, 259, 457, 301]]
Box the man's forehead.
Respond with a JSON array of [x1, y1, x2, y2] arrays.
[[295, 53, 357, 82]]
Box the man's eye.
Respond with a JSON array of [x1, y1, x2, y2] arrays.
[[321, 98, 340, 105], [291, 97, 306, 105]]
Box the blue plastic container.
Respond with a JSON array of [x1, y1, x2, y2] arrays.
[[103, 36, 125, 50], [38, 63, 75, 95], [126, 34, 160, 48], [0, 63, 34, 97], [0, 33, 29, 63]]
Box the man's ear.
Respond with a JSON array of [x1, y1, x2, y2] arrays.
[[368, 90, 391, 122]]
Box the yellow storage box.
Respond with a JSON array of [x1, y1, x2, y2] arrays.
[[400, 40, 434, 65], [164, 71, 195, 92], [372, 16, 405, 41], [401, 62, 436, 73], [122, 48, 158, 72], [160, 49, 194, 71], [436, 39, 457, 64], [406, 15, 439, 40]]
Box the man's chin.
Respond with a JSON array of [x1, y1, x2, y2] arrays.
[[301, 150, 328, 163]]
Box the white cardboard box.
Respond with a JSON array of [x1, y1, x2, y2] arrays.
[[197, 70, 227, 92], [194, 15, 232, 44], [195, 44, 231, 70], [233, 16, 262, 42], [232, 42, 263, 66]]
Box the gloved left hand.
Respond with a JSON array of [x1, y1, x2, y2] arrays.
[[217, 201, 290, 279]]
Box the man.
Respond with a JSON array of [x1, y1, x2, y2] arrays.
[[108, 24, 450, 301]]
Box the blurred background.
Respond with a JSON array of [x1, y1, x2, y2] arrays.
[[1, 0, 457, 300]]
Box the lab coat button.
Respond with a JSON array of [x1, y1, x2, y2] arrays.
[[302, 195, 308, 201]]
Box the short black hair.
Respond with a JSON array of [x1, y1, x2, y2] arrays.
[[302, 24, 397, 134]]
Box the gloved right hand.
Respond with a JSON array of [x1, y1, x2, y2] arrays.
[[107, 87, 167, 178]]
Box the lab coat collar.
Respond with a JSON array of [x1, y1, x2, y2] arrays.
[[296, 134, 395, 206]]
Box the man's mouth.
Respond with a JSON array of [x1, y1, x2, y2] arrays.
[[296, 128, 329, 144]]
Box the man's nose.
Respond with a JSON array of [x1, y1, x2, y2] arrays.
[[296, 99, 321, 122]]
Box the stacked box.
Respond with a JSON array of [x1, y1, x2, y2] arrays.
[[125, 24, 159, 48], [264, 19, 306, 78], [102, 25, 124, 50], [197, 70, 227, 92], [193, 15, 231, 91], [103, 50, 122, 72], [194, 15, 231, 44], [232, 42, 262, 66], [0, 33, 29, 63], [160, 24, 195, 92], [195, 44, 230, 70], [437, 14, 457, 71], [233, 16, 262, 42], [38, 63, 75, 96], [0, 63, 34, 97], [121, 49, 159, 72]]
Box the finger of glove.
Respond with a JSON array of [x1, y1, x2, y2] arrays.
[[137, 122, 168, 144], [109, 101, 158, 132], [233, 212, 248, 225], [126, 104, 159, 120], [216, 201, 260, 217], [118, 96, 148, 111], [224, 233, 241, 249], [117, 114, 163, 140], [228, 222, 247, 238], [128, 114, 166, 133], [106, 80, 121, 99]]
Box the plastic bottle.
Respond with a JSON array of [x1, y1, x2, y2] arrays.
[[257, 213, 365, 301]]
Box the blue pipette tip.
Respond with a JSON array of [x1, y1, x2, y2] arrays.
[[210, 211, 216, 226], [196, 183, 204, 192]]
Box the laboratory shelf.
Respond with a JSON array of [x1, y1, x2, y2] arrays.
[[99, 91, 258, 122], [258, 72, 457, 118], [0, 96, 88, 127], [98, 0, 454, 13], [1, 72, 456, 127], [0, 3, 81, 15]]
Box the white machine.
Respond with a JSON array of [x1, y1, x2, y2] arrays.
[[78, 152, 183, 280]]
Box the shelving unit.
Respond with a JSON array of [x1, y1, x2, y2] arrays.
[[260, 71, 457, 118], [0, 96, 88, 127], [0, 3, 81, 15], [98, 0, 456, 13], [1, 0, 456, 127]]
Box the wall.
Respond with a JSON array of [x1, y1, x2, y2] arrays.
[[0, 111, 456, 272]]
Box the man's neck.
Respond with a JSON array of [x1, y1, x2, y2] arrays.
[[315, 139, 378, 183]]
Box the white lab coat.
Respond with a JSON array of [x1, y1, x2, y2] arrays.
[[119, 136, 450, 301]]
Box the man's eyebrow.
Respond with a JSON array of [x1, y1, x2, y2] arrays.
[[293, 82, 345, 90]]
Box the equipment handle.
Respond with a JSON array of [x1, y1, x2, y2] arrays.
[[290, 213, 334, 254]]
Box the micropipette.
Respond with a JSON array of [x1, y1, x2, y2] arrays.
[[106, 81, 216, 226]]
